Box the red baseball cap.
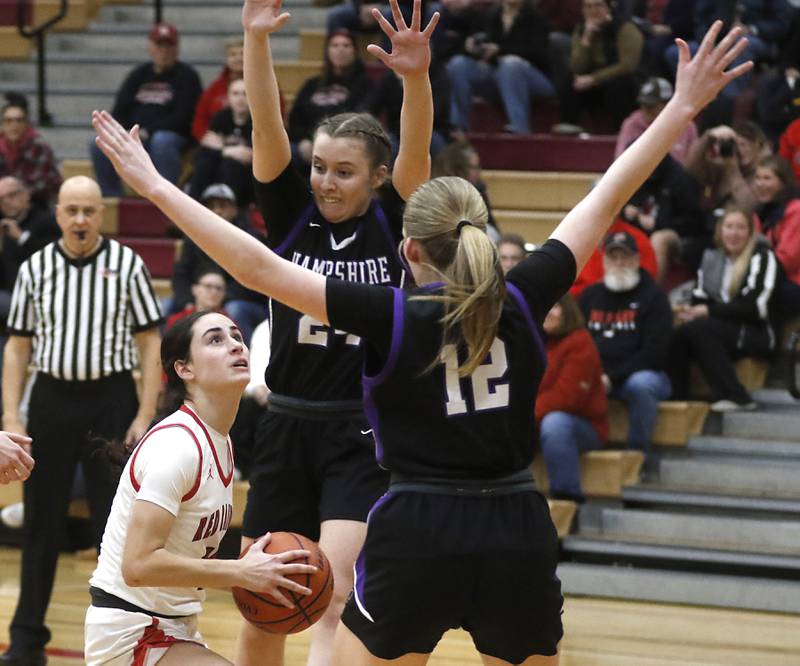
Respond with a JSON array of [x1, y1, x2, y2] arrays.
[[148, 23, 179, 45]]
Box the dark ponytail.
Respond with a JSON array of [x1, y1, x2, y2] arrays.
[[100, 310, 209, 470]]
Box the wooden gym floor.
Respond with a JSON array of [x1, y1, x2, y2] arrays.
[[0, 548, 798, 665]]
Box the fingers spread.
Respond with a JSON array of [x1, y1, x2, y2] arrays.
[[366, 44, 391, 67], [372, 8, 395, 37], [422, 11, 440, 38], [276, 549, 311, 562]]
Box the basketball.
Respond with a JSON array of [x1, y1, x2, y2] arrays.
[[231, 532, 335, 634]]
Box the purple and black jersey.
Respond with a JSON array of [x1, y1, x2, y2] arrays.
[[326, 238, 577, 478], [255, 165, 406, 403]]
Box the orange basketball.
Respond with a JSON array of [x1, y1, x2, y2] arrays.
[[232, 532, 334, 634]]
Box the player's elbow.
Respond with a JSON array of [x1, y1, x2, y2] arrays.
[[121, 556, 149, 587]]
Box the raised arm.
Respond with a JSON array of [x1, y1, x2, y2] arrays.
[[242, 0, 293, 182], [369, 0, 440, 200], [92, 111, 329, 325], [551, 22, 752, 273]]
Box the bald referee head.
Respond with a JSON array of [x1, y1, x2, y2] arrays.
[[56, 176, 105, 258]]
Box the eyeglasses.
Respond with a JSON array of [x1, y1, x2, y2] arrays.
[[197, 282, 225, 292], [2, 116, 26, 125]]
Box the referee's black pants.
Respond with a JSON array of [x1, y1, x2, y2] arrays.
[[10, 372, 138, 650]]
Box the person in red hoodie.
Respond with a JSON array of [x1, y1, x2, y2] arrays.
[[192, 39, 244, 143], [0, 93, 61, 206], [779, 118, 800, 182], [537, 293, 608, 502]]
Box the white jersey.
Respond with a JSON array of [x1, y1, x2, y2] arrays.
[[90, 405, 234, 617]]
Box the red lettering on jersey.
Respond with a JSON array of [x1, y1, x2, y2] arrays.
[[192, 517, 207, 542]]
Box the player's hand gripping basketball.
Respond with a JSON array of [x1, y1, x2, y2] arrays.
[[672, 21, 752, 116], [242, 0, 291, 37], [237, 532, 317, 609], [367, 0, 439, 78]]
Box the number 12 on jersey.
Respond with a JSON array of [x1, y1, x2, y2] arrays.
[[441, 338, 510, 416]]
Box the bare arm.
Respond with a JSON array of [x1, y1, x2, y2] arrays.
[[92, 110, 329, 324], [126, 328, 162, 446], [122, 501, 315, 606], [551, 23, 752, 273], [1, 336, 32, 437], [368, 0, 440, 199], [242, 0, 293, 182]]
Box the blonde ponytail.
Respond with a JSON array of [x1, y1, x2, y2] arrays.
[[404, 177, 506, 376]]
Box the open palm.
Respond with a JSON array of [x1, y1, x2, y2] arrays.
[[368, 0, 439, 77], [242, 0, 291, 36]]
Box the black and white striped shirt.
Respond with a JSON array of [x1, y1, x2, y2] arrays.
[[7, 238, 163, 381]]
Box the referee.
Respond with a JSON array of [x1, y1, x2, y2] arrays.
[[0, 176, 163, 666]]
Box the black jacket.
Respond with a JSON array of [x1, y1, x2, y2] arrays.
[[579, 270, 673, 387], [0, 204, 60, 291]]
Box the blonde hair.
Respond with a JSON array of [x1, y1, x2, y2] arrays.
[[404, 177, 505, 376], [714, 205, 757, 297]]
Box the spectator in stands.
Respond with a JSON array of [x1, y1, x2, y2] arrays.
[[192, 38, 244, 143], [89, 23, 202, 197], [555, 0, 643, 133], [165, 270, 229, 331], [189, 79, 254, 206], [288, 29, 374, 169], [755, 63, 800, 146], [447, 0, 555, 134], [670, 206, 778, 411], [734, 121, 772, 189], [536, 0, 583, 96], [571, 216, 658, 295], [615, 78, 698, 164], [684, 126, 757, 238], [780, 118, 800, 182], [498, 233, 526, 273], [364, 57, 451, 159], [327, 0, 438, 39], [432, 0, 481, 66], [0, 177, 60, 327], [664, 0, 791, 105], [754, 155, 800, 316], [171, 184, 269, 344], [0, 93, 61, 206], [620, 154, 705, 282], [580, 231, 672, 458], [625, 0, 695, 78], [431, 141, 501, 242], [538, 293, 608, 502]]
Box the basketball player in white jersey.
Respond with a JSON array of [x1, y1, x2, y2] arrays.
[[84, 311, 317, 665]]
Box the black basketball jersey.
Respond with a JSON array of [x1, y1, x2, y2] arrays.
[[255, 165, 406, 402], [326, 239, 577, 478]]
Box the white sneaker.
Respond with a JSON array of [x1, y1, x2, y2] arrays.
[[0, 502, 24, 529], [710, 399, 758, 413]]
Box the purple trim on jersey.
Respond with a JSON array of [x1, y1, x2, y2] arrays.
[[273, 202, 317, 257], [354, 491, 397, 621], [506, 282, 547, 367], [362, 287, 405, 465]]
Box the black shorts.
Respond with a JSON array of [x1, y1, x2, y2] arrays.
[[340, 489, 563, 662], [241, 410, 389, 540]]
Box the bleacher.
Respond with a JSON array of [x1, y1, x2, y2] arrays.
[[2, 0, 800, 617]]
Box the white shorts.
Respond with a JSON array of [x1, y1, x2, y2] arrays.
[[84, 605, 205, 665]]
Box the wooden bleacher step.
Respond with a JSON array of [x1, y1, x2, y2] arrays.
[[548, 499, 578, 538], [483, 170, 596, 212], [689, 358, 769, 400], [609, 400, 710, 448], [532, 450, 645, 498], [492, 209, 561, 244]]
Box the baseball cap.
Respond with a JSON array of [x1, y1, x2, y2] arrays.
[[603, 230, 638, 254], [148, 23, 179, 45], [201, 183, 237, 204], [637, 77, 672, 106]]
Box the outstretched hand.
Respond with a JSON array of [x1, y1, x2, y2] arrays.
[[367, 0, 439, 77], [673, 21, 752, 115], [92, 110, 163, 199], [242, 0, 291, 36]]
